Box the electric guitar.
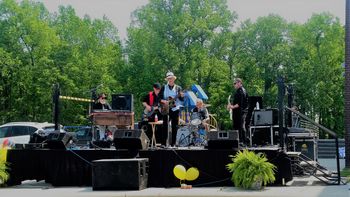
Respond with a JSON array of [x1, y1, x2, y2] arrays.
[[143, 105, 160, 118], [161, 96, 176, 115], [228, 95, 232, 120]]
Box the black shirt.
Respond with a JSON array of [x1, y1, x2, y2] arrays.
[[233, 86, 248, 112], [93, 102, 111, 110], [192, 107, 209, 120]]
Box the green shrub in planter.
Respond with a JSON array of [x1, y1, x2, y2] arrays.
[[226, 149, 276, 189]]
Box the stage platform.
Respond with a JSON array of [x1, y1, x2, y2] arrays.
[[6, 147, 293, 187]]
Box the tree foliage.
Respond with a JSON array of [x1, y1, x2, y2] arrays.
[[126, 0, 237, 124], [0, 0, 124, 125], [0, 0, 345, 137]]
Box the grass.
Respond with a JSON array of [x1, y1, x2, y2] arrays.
[[340, 168, 350, 183], [340, 168, 350, 177]]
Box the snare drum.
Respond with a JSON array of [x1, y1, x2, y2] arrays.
[[190, 112, 201, 126], [176, 126, 191, 147]]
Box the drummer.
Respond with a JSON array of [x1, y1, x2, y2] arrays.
[[191, 99, 209, 130]]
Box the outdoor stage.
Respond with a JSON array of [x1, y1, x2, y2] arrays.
[[6, 147, 293, 187]]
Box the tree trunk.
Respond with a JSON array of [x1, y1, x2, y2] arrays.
[[344, 0, 350, 168]]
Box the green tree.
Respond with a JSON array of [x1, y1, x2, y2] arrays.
[[51, 5, 124, 124], [290, 13, 344, 137], [0, 0, 124, 126], [126, 0, 237, 123], [0, 0, 59, 122], [230, 15, 291, 107]]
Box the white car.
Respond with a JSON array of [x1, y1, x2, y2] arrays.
[[0, 122, 64, 146]]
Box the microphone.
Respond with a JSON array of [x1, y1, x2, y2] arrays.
[[90, 84, 103, 92]]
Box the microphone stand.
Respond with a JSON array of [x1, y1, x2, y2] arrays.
[[250, 107, 257, 147]]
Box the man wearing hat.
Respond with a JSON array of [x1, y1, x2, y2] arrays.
[[159, 71, 184, 147], [93, 93, 111, 110], [227, 78, 249, 145], [141, 83, 163, 140]]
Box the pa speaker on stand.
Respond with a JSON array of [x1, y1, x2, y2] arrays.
[[112, 94, 133, 111]]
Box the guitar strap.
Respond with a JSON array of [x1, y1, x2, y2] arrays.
[[149, 91, 154, 106]]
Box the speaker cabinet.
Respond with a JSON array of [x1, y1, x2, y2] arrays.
[[45, 132, 73, 149], [113, 129, 149, 150], [112, 94, 133, 111], [207, 130, 239, 149], [253, 108, 278, 126], [92, 158, 149, 190], [294, 139, 317, 161]]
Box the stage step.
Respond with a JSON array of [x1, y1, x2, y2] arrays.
[[287, 152, 342, 185]]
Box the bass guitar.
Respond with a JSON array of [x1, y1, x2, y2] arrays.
[[143, 105, 160, 119]]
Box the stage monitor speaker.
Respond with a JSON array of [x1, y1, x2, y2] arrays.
[[112, 94, 133, 111], [45, 132, 73, 149], [253, 108, 278, 126], [251, 127, 272, 146], [92, 158, 148, 190], [207, 130, 238, 149], [113, 129, 149, 150]]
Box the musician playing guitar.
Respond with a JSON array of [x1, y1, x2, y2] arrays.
[[159, 71, 185, 147], [141, 83, 163, 140]]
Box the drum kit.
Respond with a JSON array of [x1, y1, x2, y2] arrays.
[[176, 112, 207, 147]]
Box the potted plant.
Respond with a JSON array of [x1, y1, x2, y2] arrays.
[[0, 149, 9, 186], [226, 149, 276, 190]]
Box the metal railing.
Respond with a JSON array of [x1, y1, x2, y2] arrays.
[[285, 106, 341, 185]]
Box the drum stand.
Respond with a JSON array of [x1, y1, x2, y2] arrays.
[[178, 132, 192, 147], [167, 113, 171, 147], [190, 124, 207, 146]]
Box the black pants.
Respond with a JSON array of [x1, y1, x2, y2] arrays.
[[233, 110, 247, 144], [161, 110, 179, 146]]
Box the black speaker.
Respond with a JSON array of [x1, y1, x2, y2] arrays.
[[251, 127, 271, 145], [113, 129, 149, 150], [253, 108, 278, 126], [112, 94, 133, 111], [92, 158, 149, 190], [294, 139, 317, 160], [207, 130, 239, 149], [45, 132, 73, 149]]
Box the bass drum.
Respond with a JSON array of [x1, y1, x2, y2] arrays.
[[176, 126, 191, 147]]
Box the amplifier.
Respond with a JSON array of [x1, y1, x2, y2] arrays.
[[253, 109, 278, 126]]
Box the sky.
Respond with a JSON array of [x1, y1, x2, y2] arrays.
[[35, 0, 345, 42]]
